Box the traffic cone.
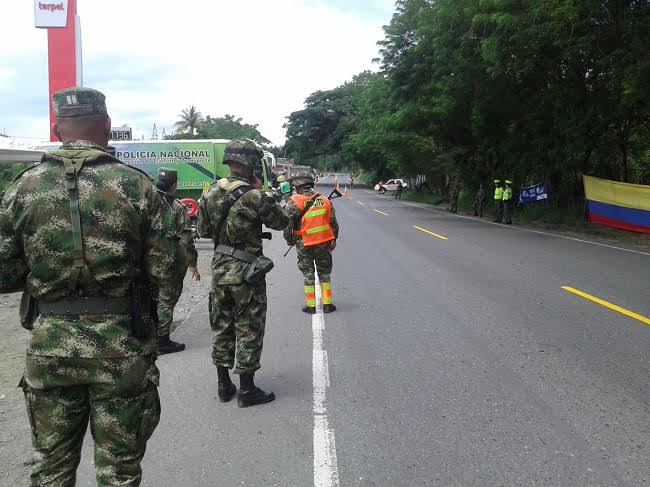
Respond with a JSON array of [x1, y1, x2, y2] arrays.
[[336, 182, 340, 191], [343, 186, 349, 196]]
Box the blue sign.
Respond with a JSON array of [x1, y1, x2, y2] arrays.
[[519, 181, 549, 204]]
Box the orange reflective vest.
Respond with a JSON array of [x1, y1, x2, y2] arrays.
[[291, 194, 335, 247]]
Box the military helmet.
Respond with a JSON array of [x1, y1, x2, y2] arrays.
[[291, 175, 315, 187], [493, 179, 501, 184], [504, 179, 512, 185], [223, 139, 263, 169]]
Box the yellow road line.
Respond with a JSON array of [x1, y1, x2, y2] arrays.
[[373, 209, 390, 216], [562, 286, 650, 326], [357, 201, 366, 206], [413, 225, 448, 240]]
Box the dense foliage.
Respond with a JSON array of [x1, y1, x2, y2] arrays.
[[284, 0, 650, 205], [168, 110, 270, 145]]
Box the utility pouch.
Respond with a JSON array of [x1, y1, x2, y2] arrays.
[[131, 282, 158, 338], [244, 256, 275, 285], [19, 292, 38, 331]]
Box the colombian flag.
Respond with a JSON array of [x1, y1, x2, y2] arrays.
[[583, 175, 650, 234]]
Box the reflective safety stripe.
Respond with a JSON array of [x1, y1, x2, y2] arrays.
[[305, 209, 327, 218], [305, 285, 316, 306], [305, 224, 331, 235], [321, 282, 332, 305]]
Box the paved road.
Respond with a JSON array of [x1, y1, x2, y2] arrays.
[[67, 174, 649, 486]]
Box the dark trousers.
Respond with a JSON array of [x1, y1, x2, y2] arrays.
[[494, 201, 503, 222], [503, 200, 513, 224]]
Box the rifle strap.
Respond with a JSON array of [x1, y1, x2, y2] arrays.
[[294, 193, 320, 232], [215, 185, 253, 247], [61, 156, 88, 290]]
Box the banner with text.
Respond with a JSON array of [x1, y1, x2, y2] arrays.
[[519, 181, 549, 205], [113, 141, 227, 189]]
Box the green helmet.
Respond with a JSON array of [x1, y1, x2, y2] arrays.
[[223, 139, 263, 169], [291, 175, 315, 187]]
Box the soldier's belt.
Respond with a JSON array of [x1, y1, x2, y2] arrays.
[[38, 296, 132, 316], [215, 244, 257, 264]]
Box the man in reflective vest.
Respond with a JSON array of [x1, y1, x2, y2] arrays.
[[502, 179, 513, 224], [493, 179, 504, 223], [284, 175, 339, 314]]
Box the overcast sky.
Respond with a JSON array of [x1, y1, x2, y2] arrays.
[[1, 0, 395, 145]]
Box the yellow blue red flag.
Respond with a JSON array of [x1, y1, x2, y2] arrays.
[[583, 175, 650, 234]]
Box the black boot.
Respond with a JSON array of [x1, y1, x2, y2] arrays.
[[302, 306, 316, 314], [157, 334, 185, 355], [217, 366, 236, 403], [238, 373, 275, 408], [322, 304, 337, 313]]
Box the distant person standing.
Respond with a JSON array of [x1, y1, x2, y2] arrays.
[[284, 175, 339, 314], [493, 179, 504, 223], [278, 174, 291, 203], [450, 182, 461, 213], [503, 179, 513, 224], [155, 167, 200, 355], [349, 175, 354, 189], [395, 181, 403, 200], [473, 184, 485, 217]]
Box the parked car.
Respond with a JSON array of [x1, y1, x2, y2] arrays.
[[374, 179, 408, 193]]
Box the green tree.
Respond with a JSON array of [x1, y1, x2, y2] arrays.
[[199, 114, 270, 144], [173, 105, 204, 135], [284, 0, 650, 205]]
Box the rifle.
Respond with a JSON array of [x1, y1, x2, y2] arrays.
[[283, 189, 342, 257]]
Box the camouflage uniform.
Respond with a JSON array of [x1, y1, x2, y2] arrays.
[[473, 186, 485, 217], [283, 182, 339, 312], [283, 194, 339, 286], [157, 188, 198, 337], [449, 178, 461, 213], [198, 176, 288, 374], [0, 88, 175, 486]]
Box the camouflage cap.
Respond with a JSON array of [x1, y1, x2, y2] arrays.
[[157, 167, 177, 183], [223, 139, 263, 169], [52, 87, 108, 117]]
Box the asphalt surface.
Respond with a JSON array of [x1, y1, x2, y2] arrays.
[[67, 174, 650, 486]]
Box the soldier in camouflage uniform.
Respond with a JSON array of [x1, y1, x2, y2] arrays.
[[283, 175, 339, 314], [0, 87, 175, 486], [198, 139, 289, 407], [155, 167, 200, 355]]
